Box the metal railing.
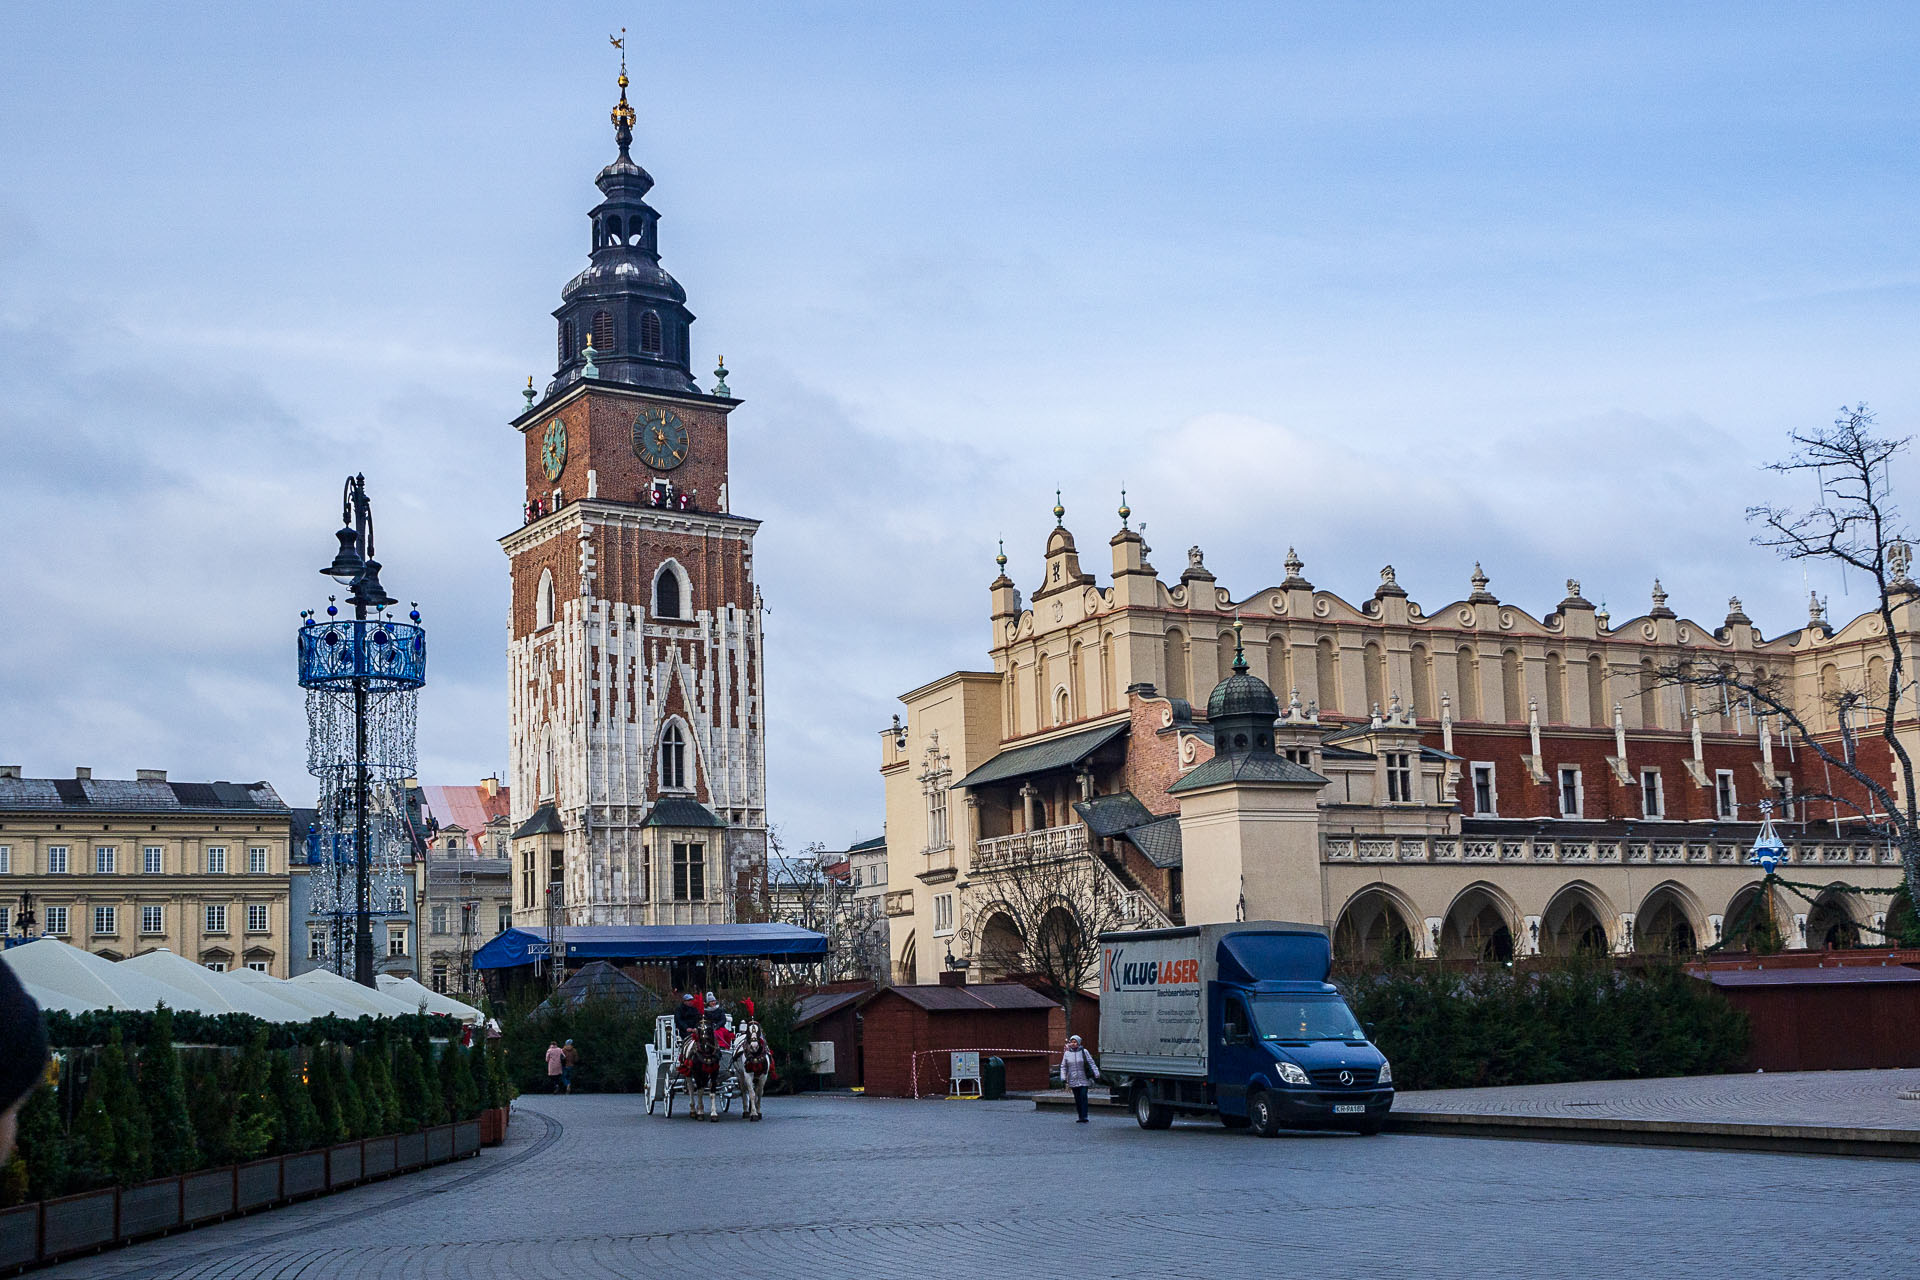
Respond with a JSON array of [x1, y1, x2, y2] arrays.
[[971, 823, 1172, 928]]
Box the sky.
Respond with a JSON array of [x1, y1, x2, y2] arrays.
[[2, 4, 1918, 850]]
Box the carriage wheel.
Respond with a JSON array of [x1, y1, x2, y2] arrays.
[[664, 1083, 675, 1118], [721, 1086, 733, 1114], [646, 1084, 657, 1115]]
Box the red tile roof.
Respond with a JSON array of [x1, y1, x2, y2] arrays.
[[419, 784, 512, 853]]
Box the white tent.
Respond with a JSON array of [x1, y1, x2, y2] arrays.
[[291, 968, 420, 1018], [377, 974, 482, 1023], [118, 949, 313, 1023], [0, 938, 211, 1013], [227, 968, 356, 1020]]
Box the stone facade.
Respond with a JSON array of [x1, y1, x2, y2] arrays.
[[879, 504, 1914, 982], [0, 767, 294, 976]]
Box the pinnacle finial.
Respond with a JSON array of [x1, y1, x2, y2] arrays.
[[523, 375, 536, 411], [712, 355, 731, 397], [609, 29, 635, 156], [1118, 487, 1130, 530], [995, 539, 1008, 572], [1053, 489, 1065, 527], [1231, 615, 1247, 673]]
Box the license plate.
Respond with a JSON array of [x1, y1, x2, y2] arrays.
[[1333, 1104, 1366, 1115]]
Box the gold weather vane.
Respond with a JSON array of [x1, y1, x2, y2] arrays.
[[609, 28, 635, 147]]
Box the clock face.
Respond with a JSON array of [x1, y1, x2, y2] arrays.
[[633, 406, 689, 471], [540, 418, 568, 481]]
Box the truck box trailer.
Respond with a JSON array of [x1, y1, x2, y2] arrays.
[[1098, 921, 1393, 1135]]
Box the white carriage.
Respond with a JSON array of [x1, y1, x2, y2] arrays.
[[644, 1013, 739, 1116]]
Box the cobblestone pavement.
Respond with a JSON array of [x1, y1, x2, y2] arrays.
[[48, 1095, 1916, 1280], [1395, 1068, 1920, 1129]]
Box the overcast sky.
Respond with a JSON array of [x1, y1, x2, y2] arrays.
[[3, 4, 1917, 849]]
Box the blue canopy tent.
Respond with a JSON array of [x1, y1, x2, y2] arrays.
[[472, 923, 829, 972]]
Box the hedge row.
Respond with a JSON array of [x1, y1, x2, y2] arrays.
[[43, 1007, 459, 1050], [1337, 958, 1749, 1092], [1, 1007, 517, 1207]]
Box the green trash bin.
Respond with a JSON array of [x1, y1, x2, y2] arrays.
[[983, 1056, 1006, 1100]]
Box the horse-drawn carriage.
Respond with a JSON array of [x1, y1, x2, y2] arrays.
[[643, 1012, 775, 1121], [645, 1014, 735, 1117]]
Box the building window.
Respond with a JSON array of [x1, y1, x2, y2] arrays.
[[246, 904, 269, 933], [661, 723, 688, 790], [143, 846, 163, 874], [204, 961, 227, 973], [640, 309, 663, 354], [0, 907, 10, 934], [309, 929, 326, 959], [592, 309, 614, 352], [95, 846, 117, 874], [1775, 774, 1795, 820], [1641, 769, 1664, 818], [536, 568, 555, 629], [522, 850, 535, 907], [248, 846, 269, 875], [387, 925, 409, 957], [654, 565, 684, 619], [1283, 747, 1312, 766], [431, 962, 448, 993], [246, 960, 269, 973], [0, 845, 9, 873], [207, 846, 227, 874], [431, 904, 449, 935], [92, 906, 117, 937], [1471, 764, 1497, 817], [141, 905, 164, 935], [47, 846, 68, 875], [44, 906, 68, 936], [672, 841, 705, 901], [928, 782, 949, 851], [933, 892, 954, 936], [1385, 752, 1414, 803], [205, 904, 228, 934], [1558, 766, 1583, 819], [497, 904, 512, 934], [558, 318, 575, 365], [1715, 770, 1737, 820]]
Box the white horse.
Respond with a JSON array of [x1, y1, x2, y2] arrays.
[[733, 1020, 772, 1121], [679, 1028, 724, 1122]]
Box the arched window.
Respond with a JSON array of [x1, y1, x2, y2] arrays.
[[1053, 685, 1070, 726], [1501, 649, 1523, 723], [661, 723, 687, 790], [1164, 628, 1188, 702], [1316, 637, 1339, 714], [1640, 658, 1660, 730], [1545, 652, 1566, 724], [1455, 646, 1480, 720], [607, 215, 623, 242], [1588, 656, 1608, 726], [1364, 641, 1385, 716], [558, 319, 575, 365], [654, 563, 685, 619], [1410, 643, 1432, 720], [535, 568, 555, 630], [592, 310, 615, 352], [641, 311, 663, 354]]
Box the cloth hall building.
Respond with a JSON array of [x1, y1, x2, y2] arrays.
[[502, 68, 768, 929], [878, 500, 1910, 982]]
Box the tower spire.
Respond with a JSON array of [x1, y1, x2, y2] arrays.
[[610, 30, 634, 157]]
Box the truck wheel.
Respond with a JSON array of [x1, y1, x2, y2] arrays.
[[1220, 1112, 1251, 1130], [1247, 1089, 1281, 1138], [1132, 1086, 1173, 1130]]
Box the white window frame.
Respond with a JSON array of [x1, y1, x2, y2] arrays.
[[47, 845, 69, 875], [246, 960, 269, 973], [932, 892, 955, 936], [248, 846, 269, 875], [246, 903, 269, 933], [143, 845, 163, 875], [1471, 763, 1498, 817], [1715, 769, 1738, 820], [0, 845, 8, 874], [204, 961, 227, 973], [387, 925, 409, 957], [204, 903, 228, 934], [207, 846, 227, 874], [0, 906, 10, 934], [309, 929, 326, 960], [95, 846, 116, 874], [44, 905, 69, 936], [141, 905, 165, 935], [1385, 752, 1414, 803], [1640, 768, 1665, 819], [497, 904, 513, 934], [92, 905, 117, 936], [1558, 765, 1584, 819], [431, 904, 449, 935]]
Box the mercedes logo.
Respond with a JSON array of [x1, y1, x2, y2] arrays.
[[1338, 1069, 1354, 1086]]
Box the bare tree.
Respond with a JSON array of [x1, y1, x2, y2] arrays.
[[764, 833, 884, 983], [960, 842, 1141, 1034], [1657, 405, 1920, 899]]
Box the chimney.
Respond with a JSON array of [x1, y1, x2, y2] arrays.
[[74, 767, 92, 781], [0, 766, 19, 779], [136, 769, 167, 783], [938, 969, 967, 988], [482, 775, 499, 798]]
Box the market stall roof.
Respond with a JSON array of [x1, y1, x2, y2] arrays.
[[290, 968, 424, 1018], [119, 949, 313, 1022], [227, 968, 356, 1020], [377, 973, 483, 1022], [0, 938, 208, 1013], [472, 923, 829, 970]]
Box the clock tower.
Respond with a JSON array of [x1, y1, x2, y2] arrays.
[[502, 63, 767, 930]]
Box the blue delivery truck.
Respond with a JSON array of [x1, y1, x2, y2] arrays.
[[1098, 921, 1393, 1136]]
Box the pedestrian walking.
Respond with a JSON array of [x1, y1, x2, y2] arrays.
[[1060, 1035, 1100, 1123], [0, 961, 48, 1164], [562, 1039, 579, 1093], [545, 1040, 565, 1094]]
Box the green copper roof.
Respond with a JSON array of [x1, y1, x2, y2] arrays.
[[1167, 752, 1326, 795], [953, 721, 1129, 790]]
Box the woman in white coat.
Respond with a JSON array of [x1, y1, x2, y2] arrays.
[[1060, 1035, 1100, 1123]]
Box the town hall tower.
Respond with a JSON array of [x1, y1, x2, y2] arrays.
[[502, 63, 767, 929]]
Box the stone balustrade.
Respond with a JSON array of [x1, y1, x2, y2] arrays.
[[1322, 833, 1898, 868]]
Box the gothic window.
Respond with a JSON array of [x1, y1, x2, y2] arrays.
[[661, 723, 687, 790], [536, 568, 555, 630], [558, 319, 575, 365], [654, 563, 685, 619], [592, 311, 614, 352], [641, 310, 663, 354]]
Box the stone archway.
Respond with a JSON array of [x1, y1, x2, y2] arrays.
[[1333, 887, 1419, 964], [1540, 882, 1615, 956], [1725, 883, 1791, 952], [1636, 882, 1704, 955], [1441, 883, 1519, 963], [976, 911, 1025, 980], [1805, 886, 1866, 950]]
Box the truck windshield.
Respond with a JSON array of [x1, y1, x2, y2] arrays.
[[1248, 995, 1364, 1042]]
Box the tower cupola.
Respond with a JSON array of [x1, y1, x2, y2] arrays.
[[1206, 620, 1281, 758], [546, 50, 699, 398]]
